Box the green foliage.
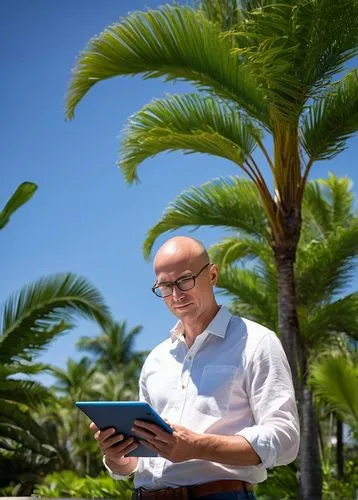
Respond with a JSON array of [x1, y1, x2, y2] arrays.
[[255, 463, 299, 499], [66, 5, 267, 125], [76, 320, 147, 370], [33, 470, 134, 499], [254, 459, 358, 500], [0, 273, 111, 454], [0, 182, 37, 230], [301, 69, 358, 161], [143, 176, 269, 258], [0, 271, 112, 491], [1, 273, 111, 362], [322, 459, 358, 500], [120, 93, 262, 183], [309, 354, 358, 430]]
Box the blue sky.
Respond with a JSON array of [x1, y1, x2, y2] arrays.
[[1, 0, 357, 386]]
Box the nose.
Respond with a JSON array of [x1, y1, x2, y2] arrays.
[[172, 284, 186, 300]]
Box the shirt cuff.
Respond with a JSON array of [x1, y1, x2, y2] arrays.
[[237, 426, 274, 468], [103, 456, 138, 480]]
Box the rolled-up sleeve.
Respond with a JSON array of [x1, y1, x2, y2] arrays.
[[237, 333, 300, 468]]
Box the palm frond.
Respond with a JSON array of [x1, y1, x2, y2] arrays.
[[216, 266, 276, 330], [310, 354, 358, 429], [0, 273, 111, 362], [75, 335, 106, 358], [120, 93, 263, 183], [66, 5, 268, 125], [76, 320, 144, 369], [0, 401, 49, 443], [301, 174, 355, 243], [231, 0, 358, 115], [50, 357, 97, 399], [304, 294, 358, 349], [231, 1, 304, 115], [320, 173, 355, 227], [0, 425, 54, 455], [296, 223, 358, 306], [297, 0, 358, 92], [302, 179, 336, 238], [0, 379, 53, 407], [0, 362, 48, 378], [143, 176, 269, 259], [0, 182, 37, 230], [198, 0, 241, 31], [300, 69, 358, 162], [208, 236, 271, 267]]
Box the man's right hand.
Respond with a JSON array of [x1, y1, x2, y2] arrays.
[[90, 422, 138, 475]]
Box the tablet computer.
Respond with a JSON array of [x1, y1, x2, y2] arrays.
[[75, 401, 173, 457]]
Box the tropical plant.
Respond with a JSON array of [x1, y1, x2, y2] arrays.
[[0, 181, 37, 230], [33, 470, 133, 499], [76, 320, 147, 371], [65, 2, 358, 496], [310, 353, 358, 432], [47, 357, 104, 475], [50, 356, 98, 402], [0, 273, 111, 491]]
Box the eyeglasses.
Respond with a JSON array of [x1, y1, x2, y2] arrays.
[[152, 263, 211, 298]]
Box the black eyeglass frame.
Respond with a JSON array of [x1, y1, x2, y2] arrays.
[[152, 262, 211, 298]]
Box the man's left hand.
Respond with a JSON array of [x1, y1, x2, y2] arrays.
[[131, 420, 200, 463]]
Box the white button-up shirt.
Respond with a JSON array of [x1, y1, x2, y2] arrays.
[[107, 306, 299, 488]]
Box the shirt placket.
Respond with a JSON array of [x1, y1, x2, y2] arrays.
[[151, 334, 208, 485], [178, 332, 208, 423]]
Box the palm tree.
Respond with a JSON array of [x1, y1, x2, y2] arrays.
[[0, 273, 111, 491], [65, 2, 358, 496], [50, 356, 98, 402], [141, 173, 358, 497], [76, 320, 147, 372]]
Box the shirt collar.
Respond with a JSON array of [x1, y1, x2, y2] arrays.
[[169, 305, 232, 342]]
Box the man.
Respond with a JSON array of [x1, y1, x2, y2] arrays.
[[92, 236, 300, 499]]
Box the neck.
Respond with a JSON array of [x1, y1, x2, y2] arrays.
[[182, 302, 220, 348]]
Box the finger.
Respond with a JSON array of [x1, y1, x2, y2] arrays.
[[89, 422, 99, 432], [134, 420, 163, 434], [101, 433, 126, 450], [133, 422, 171, 441], [131, 426, 156, 442], [94, 427, 116, 442], [108, 439, 138, 458]]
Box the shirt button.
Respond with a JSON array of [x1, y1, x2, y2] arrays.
[[182, 384, 186, 389], [188, 356, 192, 360]]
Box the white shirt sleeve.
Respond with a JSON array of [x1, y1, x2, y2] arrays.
[[237, 332, 300, 468], [103, 456, 138, 480]]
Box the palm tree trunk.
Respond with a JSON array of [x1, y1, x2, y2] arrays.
[[300, 386, 323, 500], [274, 249, 299, 387], [274, 248, 322, 500], [336, 417, 344, 479]]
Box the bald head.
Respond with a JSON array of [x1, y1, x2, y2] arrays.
[[153, 236, 209, 274], [152, 236, 219, 329]]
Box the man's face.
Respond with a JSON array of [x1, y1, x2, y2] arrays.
[[155, 257, 216, 322]]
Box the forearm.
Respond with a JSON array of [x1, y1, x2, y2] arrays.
[[194, 433, 261, 466], [105, 456, 138, 476]]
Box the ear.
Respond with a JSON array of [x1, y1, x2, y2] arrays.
[[210, 264, 219, 287]]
